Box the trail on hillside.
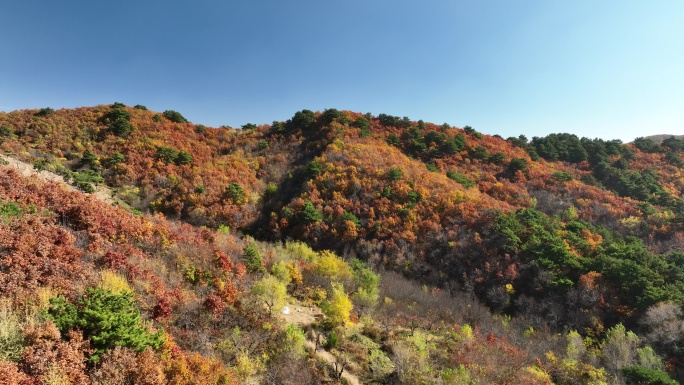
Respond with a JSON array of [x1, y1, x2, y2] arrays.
[[0, 153, 116, 204], [281, 302, 361, 385]]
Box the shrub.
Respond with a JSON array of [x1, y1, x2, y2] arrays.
[[156, 146, 178, 164], [162, 110, 188, 123], [305, 160, 325, 179], [108, 152, 125, 166], [176, 151, 193, 165], [133, 104, 147, 110], [300, 200, 322, 223], [386, 167, 403, 181], [47, 288, 165, 362], [244, 242, 265, 274], [0, 126, 13, 138], [0, 299, 24, 361], [34, 107, 55, 117], [446, 170, 474, 187], [225, 182, 246, 205]]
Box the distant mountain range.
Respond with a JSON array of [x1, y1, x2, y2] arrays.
[[641, 134, 684, 143]]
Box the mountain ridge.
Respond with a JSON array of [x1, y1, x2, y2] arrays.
[[1, 104, 684, 383]]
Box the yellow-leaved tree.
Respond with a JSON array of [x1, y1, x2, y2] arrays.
[[323, 283, 353, 327]]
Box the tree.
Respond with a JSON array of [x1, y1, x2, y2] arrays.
[[47, 288, 165, 362], [243, 242, 265, 274], [300, 200, 322, 224], [176, 151, 193, 165], [601, 323, 639, 380], [386, 167, 403, 181], [286, 109, 316, 131], [323, 283, 353, 327], [225, 182, 246, 205], [621, 366, 677, 385], [162, 110, 188, 123], [251, 275, 288, 314]]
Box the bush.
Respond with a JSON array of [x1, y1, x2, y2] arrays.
[[305, 160, 325, 179], [621, 366, 677, 385], [133, 104, 147, 110], [176, 151, 193, 165], [0, 126, 13, 138], [34, 107, 55, 117], [386, 167, 403, 181], [156, 146, 178, 164], [446, 171, 475, 188], [47, 288, 165, 362], [163, 110, 188, 123], [300, 200, 322, 223], [225, 182, 246, 205]]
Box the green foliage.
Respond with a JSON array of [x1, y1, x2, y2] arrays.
[[163, 109, 188, 123], [305, 159, 325, 179], [176, 150, 193, 165], [271, 261, 291, 285], [341, 211, 361, 228], [300, 200, 322, 223], [72, 170, 103, 193], [0, 125, 13, 138], [286, 109, 316, 131], [350, 259, 380, 310], [633, 137, 662, 153], [378, 114, 411, 128], [81, 150, 99, 168], [133, 104, 147, 110], [552, 171, 574, 182], [152, 114, 162, 123], [108, 152, 125, 166], [110, 117, 132, 137], [244, 242, 265, 274], [386, 133, 400, 146], [225, 182, 246, 205], [426, 163, 439, 172], [442, 134, 466, 155], [325, 329, 339, 349], [507, 157, 528, 176], [251, 275, 287, 313], [446, 170, 475, 188], [471, 145, 489, 160], [35, 107, 55, 117], [621, 366, 677, 385], [489, 151, 506, 165], [156, 146, 178, 164], [106, 106, 133, 137], [0, 201, 23, 222], [386, 167, 403, 181], [321, 108, 344, 125], [47, 288, 165, 362], [354, 117, 371, 137]]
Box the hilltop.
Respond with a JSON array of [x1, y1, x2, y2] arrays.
[[1, 104, 683, 383]]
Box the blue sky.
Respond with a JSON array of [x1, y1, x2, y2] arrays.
[[1, 1, 682, 142]]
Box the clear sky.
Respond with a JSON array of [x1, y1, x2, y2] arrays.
[[1, 1, 683, 142]]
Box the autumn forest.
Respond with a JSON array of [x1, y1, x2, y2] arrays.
[[1, 104, 684, 384]]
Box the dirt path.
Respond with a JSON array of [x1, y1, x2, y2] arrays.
[[0, 153, 116, 204], [280, 302, 362, 385]]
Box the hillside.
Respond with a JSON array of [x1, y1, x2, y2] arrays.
[[640, 134, 684, 144], [1, 104, 684, 383]]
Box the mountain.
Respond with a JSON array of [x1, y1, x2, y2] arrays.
[[1, 104, 683, 384], [640, 134, 684, 144]]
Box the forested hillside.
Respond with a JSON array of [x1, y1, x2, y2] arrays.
[[1, 104, 684, 384]]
